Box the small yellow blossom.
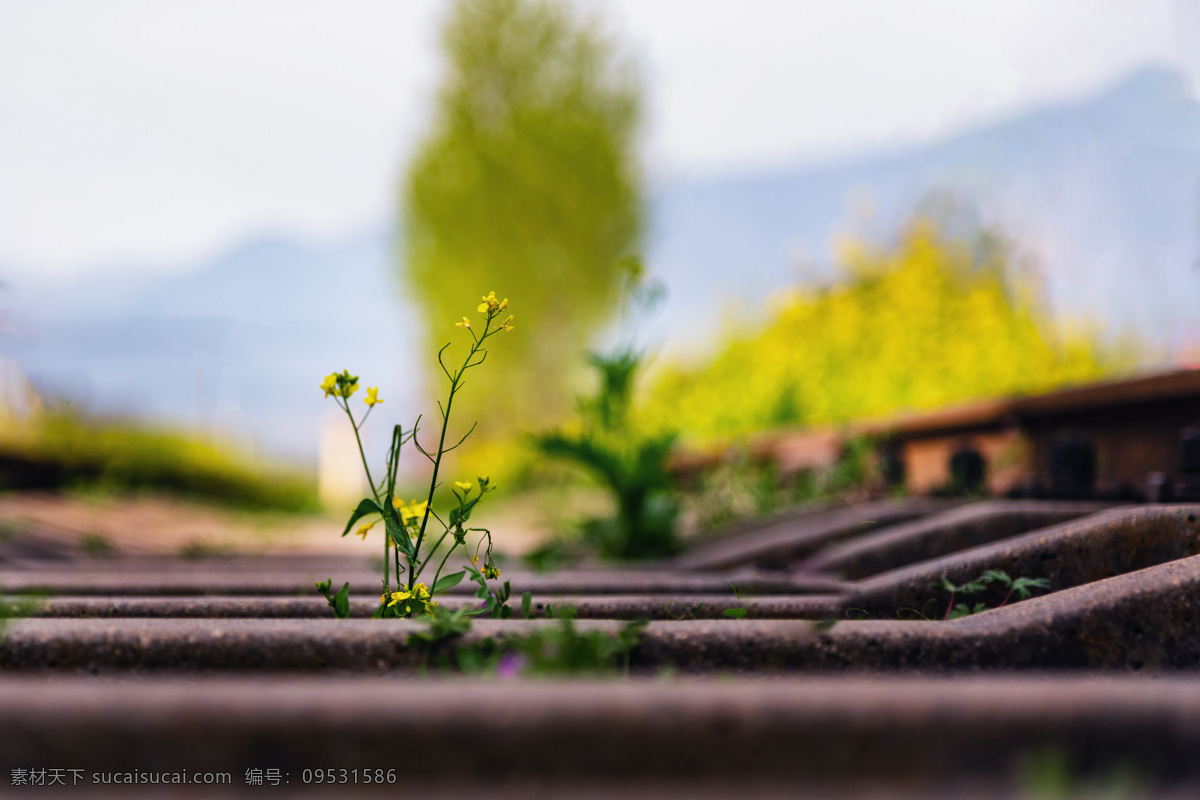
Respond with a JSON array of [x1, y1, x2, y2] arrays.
[[471, 555, 479, 566], [380, 592, 389, 606], [322, 370, 362, 398], [454, 481, 472, 493], [364, 387, 382, 407], [356, 520, 375, 540], [396, 499, 428, 525], [500, 315, 515, 332], [455, 316, 471, 328], [387, 585, 435, 616], [498, 298, 508, 311], [478, 291, 501, 314]]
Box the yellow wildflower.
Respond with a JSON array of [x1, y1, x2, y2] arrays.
[[455, 316, 471, 328], [380, 592, 389, 606], [323, 370, 361, 398], [356, 520, 375, 540], [387, 590, 413, 608], [396, 499, 428, 526], [478, 291, 501, 314], [471, 555, 479, 566], [498, 298, 508, 311], [454, 481, 472, 493], [500, 315, 515, 332], [364, 387, 382, 407]]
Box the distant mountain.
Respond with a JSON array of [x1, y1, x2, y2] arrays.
[[3, 228, 420, 463], [4, 64, 1198, 461]]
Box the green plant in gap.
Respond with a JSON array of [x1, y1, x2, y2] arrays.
[[0, 591, 45, 642], [315, 578, 350, 619], [533, 259, 680, 559], [406, 595, 648, 676], [845, 569, 1051, 622], [722, 580, 748, 619], [316, 293, 515, 619], [515, 607, 647, 675], [935, 570, 1051, 621]]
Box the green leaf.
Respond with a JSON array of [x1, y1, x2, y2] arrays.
[[1011, 577, 1051, 599], [723, 608, 748, 619], [960, 579, 990, 595], [521, 591, 532, 619], [434, 570, 466, 593], [333, 582, 351, 619], [982, 569, 1012, 586], [946, 603, 974, 621], [342, 498, 384, 538], [383, 515, 414, 557]]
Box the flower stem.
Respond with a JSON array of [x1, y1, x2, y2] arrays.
[[341, 400, 381, 504], [339, 398, 390, 592], [409, 312, 493, 589]]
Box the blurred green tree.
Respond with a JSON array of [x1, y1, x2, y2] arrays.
[[402, 0, 643, 454]]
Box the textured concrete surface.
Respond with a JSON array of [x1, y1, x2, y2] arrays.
[[1, 675, 1199, 796], [801, 500, 1114, 579], [671, 497, 955, 571], [5, 500, 1200, 797], [0, 568, 841, 596], [8, 551, 1200, 671], [846, 504, 1200, 618], [29, 594, 841, 620]]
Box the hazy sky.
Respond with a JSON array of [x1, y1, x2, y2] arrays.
[[0, 0, 1195, 277]]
